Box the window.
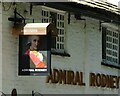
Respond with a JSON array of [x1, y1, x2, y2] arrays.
[[41, 7, 70, 56], [101, 27, 120, 69]]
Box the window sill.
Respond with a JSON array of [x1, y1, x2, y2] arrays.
[[51, 51, 70, 57], [101, 62, 120, 69]]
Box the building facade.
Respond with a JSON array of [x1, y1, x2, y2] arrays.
[[1, 1, 120, 95]]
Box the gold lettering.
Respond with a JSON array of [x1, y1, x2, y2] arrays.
[[69, 70, 74, 85], [116, 77, 120, 89], [74, 71, 80, 85], [59, 70, 66, 84], [96, 73, 101, 87], [101, 74, 107, 87], [53, 69, 59, 83], [89, 73, 96, 86], [46, 69, 120, 89], [79, 72, 85, 86], [66, 70, 71, 84], [109, 75, 114, 88], [106, 75, 111, 88], [46, 69, 54, 83], [111, 76, 117, 88]]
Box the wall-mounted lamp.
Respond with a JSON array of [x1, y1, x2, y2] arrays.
[[8, 8, 25, 28], [8, 8, 58, 36]]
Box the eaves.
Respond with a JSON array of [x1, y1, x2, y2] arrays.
[[32, 1, 120, 24]]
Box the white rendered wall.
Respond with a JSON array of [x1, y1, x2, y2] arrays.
[[0, 2, 2, 95], [1, 2, 119, 94]]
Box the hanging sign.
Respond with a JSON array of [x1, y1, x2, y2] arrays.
[[18, 23, 57, 76]]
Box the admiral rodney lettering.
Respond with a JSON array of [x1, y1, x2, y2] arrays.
[[46, 69, 85, 86], [46, 69, 120, 89]]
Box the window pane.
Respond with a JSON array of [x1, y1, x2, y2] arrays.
[[105, 28, 119, 64], [106, 36, 112, 42], [113, 45, 118, 50], [106, 43, 112, 48], [57, 44, 59, 49], [42, 9, 65, 52], [112, 51, 117, 57], [57, 13, 65, 51], [113, 38, 118, 44], [61, 29, 64, 35], [51, 37, 56, 49], [113, 32, 118, 38], [106, 49, 112, 55]]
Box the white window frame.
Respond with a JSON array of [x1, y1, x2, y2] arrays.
[[101, 23, 120, 68], [105, 28, 119, 65], [41, 6, 67, 54]]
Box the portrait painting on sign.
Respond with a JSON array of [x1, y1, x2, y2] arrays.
[[18, 35, 51, 76]]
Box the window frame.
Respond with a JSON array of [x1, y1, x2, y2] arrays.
[[41, 6, 70, 57], [101, 24, 120, 69]]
